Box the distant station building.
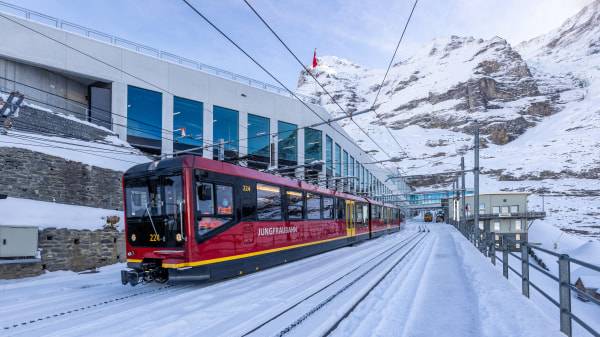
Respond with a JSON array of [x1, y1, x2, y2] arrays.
[[0, 2, 409, 199], [448, 192, 545, 250]]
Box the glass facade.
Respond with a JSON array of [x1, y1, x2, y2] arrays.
[[127, 85, 162, 154], [173, 96, 203, 154], [343, 150, 348, 190], [349, 156, 355, 191], [304, 128, 322, 181], [325, 135, 333, 186], [278, 121, 298, 172], [334, 143, 341, 177], [247, 114, 270, 169], [213, 105, 239, 161]]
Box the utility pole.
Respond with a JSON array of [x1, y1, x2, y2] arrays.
[[473, 121, 480, 249], [460, 156, 466, 236]]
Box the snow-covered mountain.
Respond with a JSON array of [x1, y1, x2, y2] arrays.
[[298, 1, 600, 236]]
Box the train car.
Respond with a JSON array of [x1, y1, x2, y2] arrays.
[[368, 199, 402, 239], [423, 211, 433, 222], [435, 210, 445, 223], [121, 155, 403, 286]]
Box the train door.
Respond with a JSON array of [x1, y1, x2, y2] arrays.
[[345, 200, 356, 238]]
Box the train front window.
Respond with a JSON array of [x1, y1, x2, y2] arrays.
[[125, 174, 185, 247], [196, 182, 233, 236], [197, 183, 214, 215]]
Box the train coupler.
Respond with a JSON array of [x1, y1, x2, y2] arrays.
[[121, 269, 142, 286]]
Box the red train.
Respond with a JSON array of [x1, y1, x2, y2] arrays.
[[121, 155, 403, 286]]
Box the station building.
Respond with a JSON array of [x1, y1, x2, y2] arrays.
[[0, 2, 409, 199], [448, 192, 546, 250]]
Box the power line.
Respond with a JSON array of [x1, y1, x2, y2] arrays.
[[0, 8, 398, 188], [368, 0, 419, 163], [242, 0, 396, 162], [180, 0, 391, 169]]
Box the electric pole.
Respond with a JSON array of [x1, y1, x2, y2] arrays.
[[460, 156, 466, 236], [474, 121, 480, 249]]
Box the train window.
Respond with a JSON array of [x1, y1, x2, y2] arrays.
[[164, 175, 183, 215], [257, 183, 282, 220], [196, 182, 233, 237], [196, 183, 214, 215], [356, 203, 363, 224], [287, 190, 304, 220], [306, 193, 321, 220], [216, 185, 233, 215], [336, 198, 345, 220], [323, 197, 334, 219]]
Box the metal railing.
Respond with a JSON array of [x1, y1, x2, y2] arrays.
[[466, 227, 600, 337], [0, 1, 318, 104]]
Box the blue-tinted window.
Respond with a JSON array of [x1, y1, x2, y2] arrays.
[[278, 121, 298, 170], [349, 156, 355, 190], [325, 135, 333, 175], [248, 114, 270, 169], [173, 96, 203, 154], [127, 85, 162, 154], [213, 106, 239, 161], [304, 128, 322, 182], [325, 135, 333, 188], [334, 143, 341, 177]]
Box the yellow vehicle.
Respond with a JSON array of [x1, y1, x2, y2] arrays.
[[423, 211, 433, 222]]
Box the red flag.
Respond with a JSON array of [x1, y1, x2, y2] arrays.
[[312, 49, 318, 68]]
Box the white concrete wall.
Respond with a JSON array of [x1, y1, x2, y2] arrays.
[[0, 12, 406, 194]]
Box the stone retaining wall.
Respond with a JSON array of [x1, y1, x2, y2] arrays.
[[0, 147, 123, 210], [0, 261, 43, 279], [0, 228, 126, 279], [39, 228, 126, 272]]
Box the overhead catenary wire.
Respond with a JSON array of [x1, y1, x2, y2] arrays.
[[370, 0, 419, 164], [242, 0, 396, 162], [0, 8, 400, 191], [179, 0, 395, 169]]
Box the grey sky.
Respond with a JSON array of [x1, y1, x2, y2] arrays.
[[5, 0, 594, 88]]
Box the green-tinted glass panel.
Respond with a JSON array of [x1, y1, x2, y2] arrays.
[[127, 85, 162, 154], [278, 121, 297, 168], [173, 96, 203, 153], [248, 114, 270, 169], [213, 105, 239, 160]]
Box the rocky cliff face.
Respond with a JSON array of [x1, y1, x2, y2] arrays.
[[297, 1, 600, 185], [299, 36, 559, 146]]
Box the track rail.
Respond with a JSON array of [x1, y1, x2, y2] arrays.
[[1, 283, 180, 331], [321, 231, 429, 336], [240, 227, 429, 337]]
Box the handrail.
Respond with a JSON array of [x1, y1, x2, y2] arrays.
[[455, 221, 600, 336], [0, 1, 318, 104]]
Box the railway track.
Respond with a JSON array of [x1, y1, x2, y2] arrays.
[[2, 229, 416, 334], [238, 226, 430, 337]]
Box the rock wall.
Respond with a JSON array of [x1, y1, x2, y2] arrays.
[[11, 106, 112, 141], [38, 228, 126, 272], [0, 261, 43, 279], [0, 147, 123, 210], [0, 228, 126, 279]]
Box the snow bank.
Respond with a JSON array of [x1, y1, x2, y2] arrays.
[[0, 197, 123, 230]]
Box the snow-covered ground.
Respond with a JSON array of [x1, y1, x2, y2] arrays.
[[0, 131, 150, 171], [0, 197, 123, 230], [492, 219, 600, 337], [0, 221, 562, 337]]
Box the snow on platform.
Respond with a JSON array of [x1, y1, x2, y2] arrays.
[[0, 222, 561, 337], [0, 197, 123, 230]]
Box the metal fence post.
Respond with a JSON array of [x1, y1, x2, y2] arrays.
[[558, 254, 572, 337], [490, 233, 496, 265], [502, 243, 509, 279], [521, 244, 530, 298]]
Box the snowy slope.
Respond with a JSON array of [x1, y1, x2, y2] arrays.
[[0, 223, 562, 337], [297, 1, 600, 238]]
